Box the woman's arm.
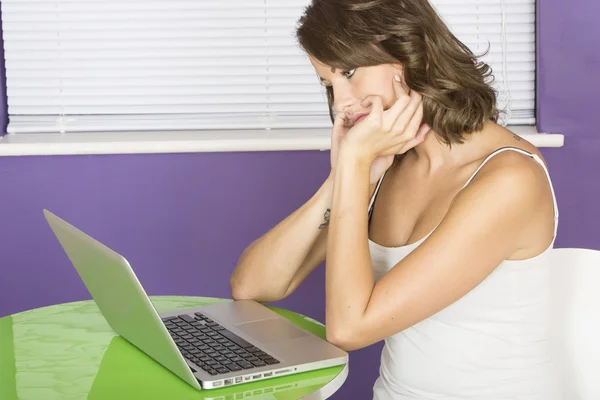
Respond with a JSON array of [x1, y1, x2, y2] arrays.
[[230, 177, 333, 303], [325, 150, 549, 351], [230, 108, 385, 304]]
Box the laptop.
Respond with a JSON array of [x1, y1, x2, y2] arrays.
[[43, 209, 348, 391]]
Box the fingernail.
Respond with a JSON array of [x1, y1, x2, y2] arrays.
[[394, 74, 401, 82]]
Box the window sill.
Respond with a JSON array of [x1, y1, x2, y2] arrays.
[[0, 126, 564, 156]]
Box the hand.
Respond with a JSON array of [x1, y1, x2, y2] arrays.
[[341, 76, 431, 170], [329, 109, 401, 185]]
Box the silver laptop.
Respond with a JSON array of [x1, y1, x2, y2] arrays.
[[43, 209, 347, 390]]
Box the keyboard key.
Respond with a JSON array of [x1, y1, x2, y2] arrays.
[[264, 358, 280, 365], [248, 347, 262, 354], [251, 360, 266, 367], [179, 314, 195, 323], [237, 361, 254, 369], [162, 316, 179, 322], [206, 369, 218, 375], [228, 364, 243, 372], [219, 330, 254, 349], [216, 367, 230, 374]]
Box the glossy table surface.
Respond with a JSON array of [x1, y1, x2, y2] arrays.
[[0, 296, 348, 400]]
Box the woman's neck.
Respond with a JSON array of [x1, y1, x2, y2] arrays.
[[409, 120, 496, 175]]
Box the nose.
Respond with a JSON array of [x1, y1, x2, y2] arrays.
[[331, 82, 355, 114]]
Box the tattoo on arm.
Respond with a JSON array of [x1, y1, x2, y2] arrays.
[[513, 134, 522, 141], [319, 209, 331, 229]]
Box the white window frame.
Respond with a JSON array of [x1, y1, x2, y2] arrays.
[[0, 126, 563, 156]]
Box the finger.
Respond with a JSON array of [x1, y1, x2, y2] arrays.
[[380, 76, 413, 130], [402, 102, 425, 139], [395, 127, 429, 154], [361, 95, 384, 122], [390, 119, 431, 155], [332, 110, 346, 134], [416, 122, 432, 139], [382, 104, 424, 156], [391, 90, 423, 136], [393, 74, 410, 101]]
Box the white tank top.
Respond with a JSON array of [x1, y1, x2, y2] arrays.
[[368, 147, 562, 400]]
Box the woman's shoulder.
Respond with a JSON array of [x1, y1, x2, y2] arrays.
[[464, 123, 549, 180], [451, 133, 556, 258]]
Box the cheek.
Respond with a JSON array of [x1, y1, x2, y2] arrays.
[[358, 77, 396, 110]]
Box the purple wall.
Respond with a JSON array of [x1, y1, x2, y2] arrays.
[[1, 0, 599, 398], [536, 0, 600, 250]]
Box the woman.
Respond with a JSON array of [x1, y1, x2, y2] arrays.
[[230, 0, 561, 398]]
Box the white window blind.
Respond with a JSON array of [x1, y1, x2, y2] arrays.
[[1, 0, 535, 135]]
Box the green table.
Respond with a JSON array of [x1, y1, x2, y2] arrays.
[[0, 296, 348, 400]]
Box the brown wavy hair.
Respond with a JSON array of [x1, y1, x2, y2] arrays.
[[295, 0, 500, 145]]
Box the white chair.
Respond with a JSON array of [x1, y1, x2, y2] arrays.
[[550, 248, 600, 400]]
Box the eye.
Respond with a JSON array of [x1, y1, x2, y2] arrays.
[[319, 68, 357, 88], [342, 69, 356, 79]]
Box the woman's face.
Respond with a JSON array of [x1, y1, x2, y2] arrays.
[[308, 55, 403, 127]]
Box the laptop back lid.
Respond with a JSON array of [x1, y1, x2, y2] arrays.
[[43, 209, 200, 389]]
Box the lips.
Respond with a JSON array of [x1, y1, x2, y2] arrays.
[[354, 115, 367, 124], [351, 113, 368, 125]]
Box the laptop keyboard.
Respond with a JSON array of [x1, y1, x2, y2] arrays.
[[162, 312, 280, 377]]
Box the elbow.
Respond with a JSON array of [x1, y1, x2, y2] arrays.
[[230, 275, 255, 301], [326, 326, 361, 352], [229, 273, 286, 303]]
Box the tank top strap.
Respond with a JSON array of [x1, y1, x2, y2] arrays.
[[368, 171, 387, 220], [367, 146, 559, 242], [460, 146, 559, 239]]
